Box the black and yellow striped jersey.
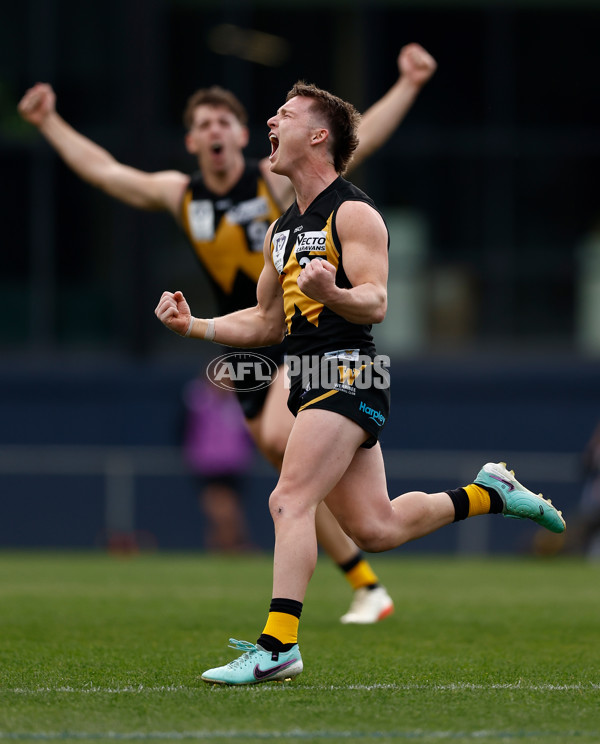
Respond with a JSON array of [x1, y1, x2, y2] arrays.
[[270, 176, 389, 358], [180, 161, 281, 315]]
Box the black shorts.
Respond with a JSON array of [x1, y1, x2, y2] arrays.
[[230, 341, 287, 420], [286, 350, 390, 448]]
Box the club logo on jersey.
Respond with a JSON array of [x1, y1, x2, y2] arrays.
[[294, 231, 327, 255], [188, 199, 215, 240], [206, 352, 279, 392], [272, 230, 290, 274]]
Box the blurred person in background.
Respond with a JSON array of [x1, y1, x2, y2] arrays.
[[574, 422, 600, 557], [534, 421, 600, 558], [182, 376, 255, 553], [18, 43, 437, 623]]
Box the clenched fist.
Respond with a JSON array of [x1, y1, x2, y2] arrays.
[[18, 83, 57, 127], [398, 43, 437, 88], [297, 258, 337, 305], [155, 290, 192, 336]]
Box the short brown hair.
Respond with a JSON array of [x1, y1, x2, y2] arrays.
[[286, 81, 361, 175], [183, 86, 248, 130]]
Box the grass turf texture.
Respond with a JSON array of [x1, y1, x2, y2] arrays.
[[0, 552, 598, 744]]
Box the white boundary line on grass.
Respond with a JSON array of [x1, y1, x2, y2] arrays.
[[1, 729, 600, 741], [5, 682, 600, 694]]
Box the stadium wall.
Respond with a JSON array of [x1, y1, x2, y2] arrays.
[[0, 357, 598, 554]]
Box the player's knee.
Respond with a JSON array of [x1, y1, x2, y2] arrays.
[[268, 486, 287, 522], [350, 524, 391, 553], [268, 485, 307, 523]]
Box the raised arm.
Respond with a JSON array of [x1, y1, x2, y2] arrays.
[[348, 43, 437, 171], [155, 224, 287, 347], [260, 43, 437, 207], [297, 201, 389, 325], [18, 83, 188, 217]]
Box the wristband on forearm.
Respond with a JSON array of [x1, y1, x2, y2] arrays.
[[204, 318, 215, 342], [184, 317, 215, 341]]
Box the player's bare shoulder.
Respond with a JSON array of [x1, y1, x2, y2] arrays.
[[335, 199, 388, 248]]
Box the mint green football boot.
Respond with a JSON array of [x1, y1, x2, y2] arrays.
[[474, 462, 566, 534], [201, 639, 303, 685]]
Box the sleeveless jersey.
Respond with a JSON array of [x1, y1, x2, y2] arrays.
[[270, 176, 389, 358], [180, 161, 281, 315]]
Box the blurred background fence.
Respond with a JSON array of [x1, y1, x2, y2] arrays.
[[0, 357, 596, 552]]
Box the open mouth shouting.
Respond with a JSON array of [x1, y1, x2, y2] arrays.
[[268, 132, 279, 161]]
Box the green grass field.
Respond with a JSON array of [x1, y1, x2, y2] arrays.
[[0, 551, 598, 743]]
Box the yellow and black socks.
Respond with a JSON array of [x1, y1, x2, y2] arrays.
[[446, 484, 504, 521], [340, 552, 379, 591], [257, 598, 302, 653]]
